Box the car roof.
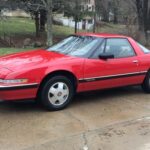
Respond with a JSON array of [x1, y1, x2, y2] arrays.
[[76, 33, 129, 38]]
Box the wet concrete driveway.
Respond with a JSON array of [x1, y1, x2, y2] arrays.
[[0, 86, 150, 150]]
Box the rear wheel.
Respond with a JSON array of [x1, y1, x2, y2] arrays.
[[40, 76, 75, 111], [142, 71, 150, 93]]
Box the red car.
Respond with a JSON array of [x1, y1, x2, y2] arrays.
[[0, 33, 150, 110]]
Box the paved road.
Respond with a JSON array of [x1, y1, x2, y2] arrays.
[[0, 86, 150, 150]]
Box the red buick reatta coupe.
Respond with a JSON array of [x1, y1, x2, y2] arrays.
[[0, 33, 150, 110]]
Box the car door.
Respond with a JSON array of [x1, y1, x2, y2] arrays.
[[81, 38, 146, 91]]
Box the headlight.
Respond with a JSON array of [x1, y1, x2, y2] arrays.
[[0, 79, 28, 84]]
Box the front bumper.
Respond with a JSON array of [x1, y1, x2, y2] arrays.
[[0, 83, 39, 100]]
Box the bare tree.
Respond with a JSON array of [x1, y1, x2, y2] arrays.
[[64, 0, 83, 33], [135, 0, 150, 43], [98, 0, 110, 22], [42, 0, 53, 46], [111, 0, 120, 24], [27, 0, 53, 46]]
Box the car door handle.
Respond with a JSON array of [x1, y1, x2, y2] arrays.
[[132, 60, 139, 63]]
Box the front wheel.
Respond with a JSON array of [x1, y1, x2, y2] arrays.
[[40, 76, 75, 111], [142, 71, 150, 93]]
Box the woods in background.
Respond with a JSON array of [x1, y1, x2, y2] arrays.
[[0, 0, 150, 46]]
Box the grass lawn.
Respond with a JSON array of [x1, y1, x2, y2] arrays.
[[0, 17, 75, 56], [0, 18, 35, 36], [0, 17, 75, 37], [0, 17, 125, 37], [96, 23, 126, 34], [0, 48, 34, 56]]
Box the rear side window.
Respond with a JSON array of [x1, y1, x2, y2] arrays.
[[105, 38, 136, 58], [138, 43, 150, 53]]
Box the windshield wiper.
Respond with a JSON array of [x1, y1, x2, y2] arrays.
[[49, 50, 61, 54]]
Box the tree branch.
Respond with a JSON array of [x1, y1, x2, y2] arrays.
[[40, 0, 47, 8]]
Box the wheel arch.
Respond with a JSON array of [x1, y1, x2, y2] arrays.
[[37, 70, 78, 98], [143, 69, 150, 80]]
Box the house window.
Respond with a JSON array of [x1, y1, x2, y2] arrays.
[[88, 6, 92, 11], [88, 19, 93, 24]]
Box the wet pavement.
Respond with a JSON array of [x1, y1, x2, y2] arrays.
[[0, 86, 149, 150]]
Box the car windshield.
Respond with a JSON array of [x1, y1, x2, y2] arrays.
[[138, 43, 150, 53], [47, 35, 103, 57]]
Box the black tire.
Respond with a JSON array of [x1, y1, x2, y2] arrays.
[[142, 71, 150, 93], [40, 76, 75, 111]]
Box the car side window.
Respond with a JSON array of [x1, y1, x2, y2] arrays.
[[105, 38, 136, 58], [92, 40, 105, 58]]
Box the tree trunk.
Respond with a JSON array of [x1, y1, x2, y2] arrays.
[[102, 10, 109, 22], [93, 12, 96, 33], [47, 0, 53, 46], [74, 19, 78, 33], [136, 0, 145, 31], [35, 12, 40, 37], [74, 0, 79, 33], [136, 0, 149, 44], [113, 8, 118, 24], [40, 9, 46, 32]]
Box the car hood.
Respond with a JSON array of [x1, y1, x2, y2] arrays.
[[0, 49, 70, 71]]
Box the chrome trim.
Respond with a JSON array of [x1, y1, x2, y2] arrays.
[[0, 83, 39, 91], [79, 71, 147, 82], [0, 83, 38, 88]]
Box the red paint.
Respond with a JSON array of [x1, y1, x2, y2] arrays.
[[0, 33, 149, 100]]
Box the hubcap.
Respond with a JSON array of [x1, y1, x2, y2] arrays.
[[48, 82, 69, 106]]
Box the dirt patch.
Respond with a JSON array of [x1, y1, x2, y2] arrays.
[[0, 38, 11, 47]]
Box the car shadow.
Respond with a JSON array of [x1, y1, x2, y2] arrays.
[[72, 86, 144, 105], [0, 86, 144, 113], [0, 100, 43, 112]]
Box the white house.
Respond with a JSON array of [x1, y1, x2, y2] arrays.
[[1, 8, 30, 18], [54, 0, 95, 30]]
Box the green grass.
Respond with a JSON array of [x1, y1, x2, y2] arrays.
[[0, 18, 35, 36], [0, 17, 75, 56], [53, 25, 74, 37], [96, 23, 126, 34], [0, 17, 75, 37], [0, 48, 33, 56], [0, 17, 125, 37]]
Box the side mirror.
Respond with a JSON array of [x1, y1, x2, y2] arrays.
[[99, 53, 114, 60]]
